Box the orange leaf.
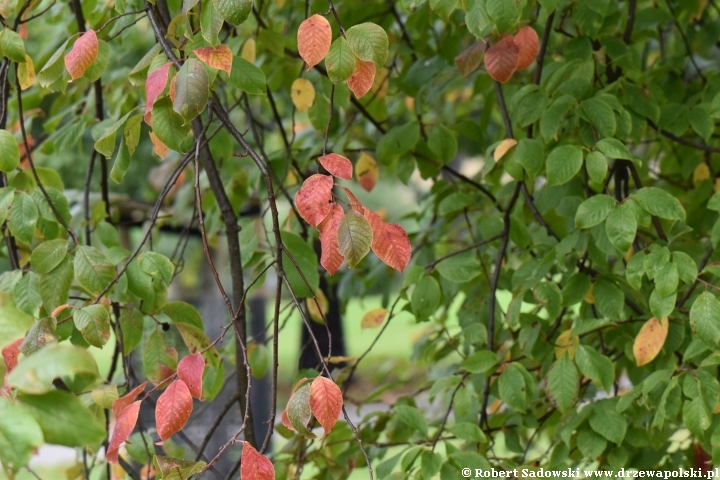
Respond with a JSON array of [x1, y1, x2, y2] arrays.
[[297, 14, 332, 70], [145, 63, 171, 119], [355, 152, 378, 192], [168, 74, 177, 105], [155, 379, 193, 444], [318, 204, 345, 275], [107, 400, 141, 464], [347, 59, 375, 99], [295, 174, 334, 227], [64, 30, 98, 81], [340, 186, 365, 214], [112, 382, 148, 418], [149, 131, 169, 159], [318, 153, 352, 180], [193, 45, 233, 73], [455, 40, 486, 77], [241, 441, 275, 480], [485, 36, 519, 83], [363, 209, 411, 272], [361, 308, 387, 329], [633, 317, 669, 366], [494, 138, 517, 162], [309, 376, 343, 436], [177, 353, 205, 399], [514, 26, 539, 71]]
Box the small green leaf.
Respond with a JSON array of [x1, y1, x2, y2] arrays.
[[498, 364, 527, 412], [575, 345, 614, 392], [8, 193, 38, 244], [593, 278, 624, 320], [581, 97, 616, 138], [690, 292, 720, 350], [585, 151, 607, 183], [589, 402, 627, 444], [120, 308, 144, 355], [337, 210, 373, 267], [649, 288, 675, 321], [515, 138, 544, 178], [604, 203, 636, 252], [632, 187, 686, 221], [461, 349, 497, 373], [546, 145, 583, 186], [74, 246, 116, 296], [394, 405, 428, 437], [153, 456, 207, 480], [326, 37, 355, 84], [0, 29, 25, 63], [152, 97, 190, 152], [376, 122, 420, 165], [229, 56, 266, 95], [38, 39, 70, 88], [544, 354, 578, 413], [39, 255, 73, 312], [0, 398, 44, 473], [654, 262, 678, 298], [486, 0, 519, 33], [345, 23, 389, 67], [411, 276, 441, 320], [596, 138, 634, 160], [428, 125, 458, 164], [435, 251, 481, 283], [31, 239, 68, 274], [73, 305, 111, 348], [0, 129, 20, 172], [286, 382, 315, 439], [575, 194, 615, 229], [212, 0, 251, 25], [673, 251, 698, 285], [140, 251, 175, 284]]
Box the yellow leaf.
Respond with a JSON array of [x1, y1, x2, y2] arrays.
[[241, 38, 256, 63], [584, 282, 595, 304], [325, 355, 356, 364], [17, 54, 34, 90], [361, 308, 387, 330], [291, 78, 315, 113], [306, 288, 328, 324], [494, 138, 517, 162], [633, 317, 669, 366], [355, 152, 379, 192], [694, 162, 710, 184], [554, 330, 579, 360], [716, 177, 720, 192]]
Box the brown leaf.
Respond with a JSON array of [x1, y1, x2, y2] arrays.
[[347, 59, 375, 99], [112, 382, 148, 419], [107, 400, 141, 464], [318, 204, 345, 275], [493, 138, 517, 162], [295, 174, 334, 227], [65, 30, 98, 81], [361, 308, 387, 330], [485, 36, 519, 83], [155, 379, 193, 444], [633, 317, 669, 366], [363, 209, 411, 272], [309, 376, 343, 437], [455, 41, 486, 77], [177, 353, 205, 399], [241, 441, 275, 480], [355, 153, 378, 192], [297, 14, 332, 70], [193, 45, 233, 73], [514, 26, 539, 71], [318, 153, 352, 180]]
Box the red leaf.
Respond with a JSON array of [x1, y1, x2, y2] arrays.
[[309, 376, 343, 436], [295, 174, 334, 227], [363, 209, 411, 272], [177, 353, 205, 399], [318, 153, 352, 180], [145, 63, 171, 120], [514, 26, 539, 71], [112, 382, 148, 419], [347, 59, 375, 98], [193, 45, 233, 74], [318, 204, 345, 275], [2, 338, 22, 395], [64, 30, 98, 81], [297, 14, 332, 70], [107, 400, 141, 464], [241, 441, 275, 480], [155, 380, 193, 444], [340, 186, 365, 214], [485, 36, 519, 83]]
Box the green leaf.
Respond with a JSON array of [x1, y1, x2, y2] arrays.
[[632, 187, 686, 221], [498, 364, 527, 412], [654, 262, 678, 298], [152, 97, 190, 152], [486, 0, 520, 33], [85, 40, 110, 83], [345, 23, 389, 67], [589, 402, 626, 444], [74, 245, 116, 295], [540, 95, 575, 142], [0, 398, 44, 473], [689, 104, 713, 142], [411, 276, 441, 320], [9, 343, 99, 394], [593, 278, 624, 320], [429, 0, 458, 20], [575, 194, 615, 229], [13, 272, 41, 315], [337, 210, 373, 267], [201, 0, 224, 45], [39, 255, 73, 312], [18, 390, 105, 448], [163, 301, 204, 329], [544, 354, 578, 413], [673, 251, 698, 285], [690, 292, 720, 350], [286, 382, 315, 439], [649, 288, 675, 321], [0, 29, 25, 63], [515, 138, 544, 178], [140, 251, 175, 284], [38, 39, 70, 88], [604, 203, 636, 252], [93, 109, 136, 158], [595, 138, 634, 160], [120, 308, 144, 355], [229, 56, 266, 95], [428, 125, 458, 164], [143, 329, 176, 383], [110, 138, 131, 184], [461, 349, 497, 374], [435, 251, 481, 283], [581, 97, 616, 138], [0, 129, 19, 172], [577, 428, 607, 459], [18, 317, 56, 356], [173, 59, 209, 122], [575, 345, 614, 392], [326, 37, 356, 84], [31, 239, 68, 274], [8, 192, 38, 244], [281, 231, 318, 298], [546, 145, 583, 186], [465, 0, 493, 38], [376, 122, 420, 165], [124, 113, 143, 155], [153, 456, 207, 480], [73, 305, 111, 348], [394, 405, 428, 437], [585, 151, 607, 183], [683, 396, 711, 439], [212, 0, 251, 25], [450, 422, 486, 442]]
